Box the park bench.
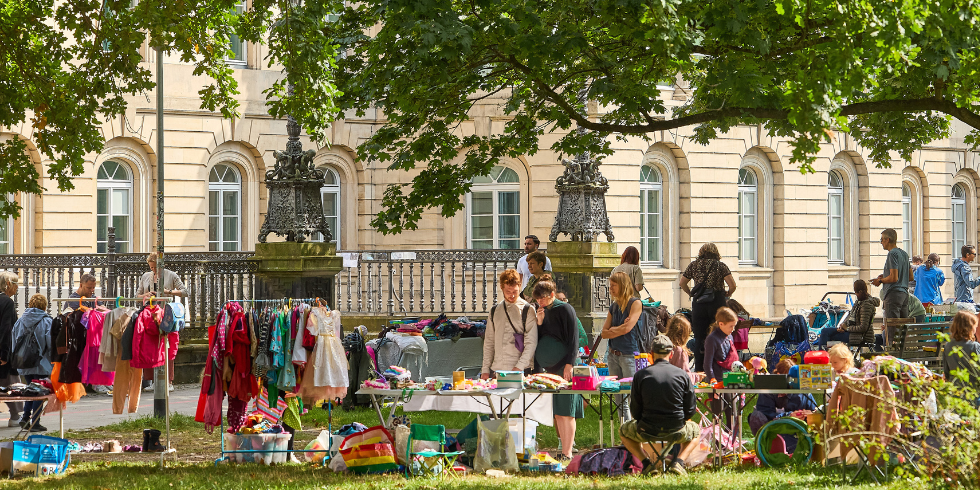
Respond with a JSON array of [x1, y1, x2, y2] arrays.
[[864, 318, 949, 369]]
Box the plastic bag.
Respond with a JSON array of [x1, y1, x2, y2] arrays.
[[394, 425, 410, 465], [474, 418, 518, 473], [685, 425, 715, 468], [303, 430, 332, 463]]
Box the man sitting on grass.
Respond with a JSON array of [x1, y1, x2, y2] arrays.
[[620, 334, 700, 476]]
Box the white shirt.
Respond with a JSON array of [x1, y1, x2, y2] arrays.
[[517, 254, 553, 290]]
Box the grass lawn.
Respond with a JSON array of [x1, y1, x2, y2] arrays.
[[0, 395, 923, 489], [0, 460, 927, 489]]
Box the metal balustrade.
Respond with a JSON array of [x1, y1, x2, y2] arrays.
[[0, 229, 542, 330]]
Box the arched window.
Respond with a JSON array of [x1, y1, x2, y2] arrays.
[[209, 164, 241, 251], [468, 165, 520, 249], [953, 183, 967, 256], [827, 170, 844, 263], [97, 161, 133, 253], [313, 168, 340, 244], [901, 183, 912, 253], [640, 165, 663, 264], [738, 168, 758, 264]]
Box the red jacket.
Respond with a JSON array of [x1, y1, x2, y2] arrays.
[[130, 306, 167, 369]]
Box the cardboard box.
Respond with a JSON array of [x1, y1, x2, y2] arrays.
[[798, 364, 833, 390]]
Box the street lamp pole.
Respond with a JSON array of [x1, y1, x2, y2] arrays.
[[154, 45, 167, 419]]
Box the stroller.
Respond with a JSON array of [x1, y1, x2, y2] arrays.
[[765, 314, 812, 368]]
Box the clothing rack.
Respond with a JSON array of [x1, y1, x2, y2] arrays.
[[49, 295, 178, 467], [212, 297, 336, 466], [224, 298, 326, 305]]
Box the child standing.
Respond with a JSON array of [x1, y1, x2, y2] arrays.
[[703, 307, 739, 383], [666, 315, 695, 382], [703, 307, 741, 435]]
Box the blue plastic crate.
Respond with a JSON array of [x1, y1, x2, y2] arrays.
[[596, 368, 609, 377]]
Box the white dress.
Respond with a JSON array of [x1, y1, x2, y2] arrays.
[[298, 307, 348, 403]]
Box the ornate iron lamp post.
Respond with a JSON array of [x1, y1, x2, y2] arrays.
[[549, 91, 614, 243], [258, 111, 331, 243]]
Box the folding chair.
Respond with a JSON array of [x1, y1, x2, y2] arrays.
[[643, 436, 681, 474], [404, 424, 464, 478]]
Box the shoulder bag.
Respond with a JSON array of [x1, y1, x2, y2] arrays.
[[491, 303, 532, 353], [690, 260, 720, 304]]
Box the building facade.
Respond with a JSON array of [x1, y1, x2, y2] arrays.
[[2, 43, 979, 318]]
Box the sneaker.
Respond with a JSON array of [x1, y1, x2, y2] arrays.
[[143, 382, 154, 393], [28, 424, 47, 433], [93, 385, 111, 395], [289, 453, 302, 464], [169, 383, 174, 392], [641, 463, 660, 476], [668, 461, 687, 476], [8, 419, 20, 427], [18, 420, 27, 429]]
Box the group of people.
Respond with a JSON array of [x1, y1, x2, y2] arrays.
[[0, 253, 185, 431], [486, 231, 980, 476]]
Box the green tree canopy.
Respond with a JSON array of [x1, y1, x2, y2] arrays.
[[325, 0, 980, 234], [0, 0, 341, 219]]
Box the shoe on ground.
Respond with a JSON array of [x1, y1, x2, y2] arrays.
[[143, 382, 154, 392], [669, 461, 687, 476], [8, 419, 21, 427], [18, 420, 27, 429], [289, 454, 302, 464], [93, 385, 111, 394], [28, 424, 47, 433], [556, 454, 572, 463], [641, 462, 660, 476], [169, 384, 174, 392]]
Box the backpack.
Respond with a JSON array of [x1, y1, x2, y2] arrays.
[[11, 321, 43, 371]]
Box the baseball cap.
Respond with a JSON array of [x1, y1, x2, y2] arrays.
[[650, 334, 673, 355]]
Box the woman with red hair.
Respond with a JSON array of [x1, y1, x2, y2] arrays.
[[612, 246, 644, 297]]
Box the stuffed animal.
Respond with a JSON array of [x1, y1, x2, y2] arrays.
[[747, 356, 768, 375]]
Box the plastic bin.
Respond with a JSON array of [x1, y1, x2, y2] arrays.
[[223, 433, 292, 465]]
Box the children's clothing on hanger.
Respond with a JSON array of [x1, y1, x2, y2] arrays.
[[298, 306, 348, 404]]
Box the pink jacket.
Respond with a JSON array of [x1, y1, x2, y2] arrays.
[[130, 306, 167, 369]]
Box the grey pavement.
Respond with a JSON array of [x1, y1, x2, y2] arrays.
[[0, 386, 200, 438]]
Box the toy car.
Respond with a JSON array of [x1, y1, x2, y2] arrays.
[[723, 371, 753, 389]]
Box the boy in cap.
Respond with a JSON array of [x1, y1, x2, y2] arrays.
[[620, 334, 701, 476]]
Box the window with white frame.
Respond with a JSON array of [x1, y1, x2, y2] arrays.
[[738, 168, 758, 264], [640, 165, 663, 264], [827, 170, 844, 263], [312, 167, 340, 244], [0, 204, 9, 255], [227, 0, 247, 64], [953, 183, 967, 256], [209, 164, 241, 251], [97, 161, 133, 253], [902, 183, 912, 253], [468, 165, 520, 250]]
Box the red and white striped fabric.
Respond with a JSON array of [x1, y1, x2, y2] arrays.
[[252, 387, 288, 423]]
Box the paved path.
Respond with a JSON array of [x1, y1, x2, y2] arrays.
[[0, 386, 200, 438]]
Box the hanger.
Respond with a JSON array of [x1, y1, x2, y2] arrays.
[[115, 296, 122, 309], [79, 296, 90, 312]]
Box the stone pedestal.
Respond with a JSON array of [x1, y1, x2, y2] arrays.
[[253, 242, 344, 302], [547, 241, 619, 337]]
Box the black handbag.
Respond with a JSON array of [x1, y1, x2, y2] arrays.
[[690, 261, 719, 304]]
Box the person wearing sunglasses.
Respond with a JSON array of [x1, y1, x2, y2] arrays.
[[953, 245, 980, 303]]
